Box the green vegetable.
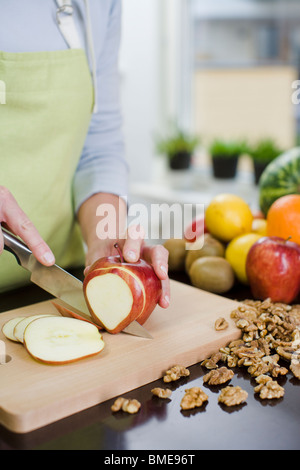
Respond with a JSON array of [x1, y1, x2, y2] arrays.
[[259, 147, 300, 216]]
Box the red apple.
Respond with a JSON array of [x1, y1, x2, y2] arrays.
[[184, 215, 209, 243], [246, 236, 300, 303], [83, 244, 162, 334]]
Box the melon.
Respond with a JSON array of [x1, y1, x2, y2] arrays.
[[259, 147, 300, 216]]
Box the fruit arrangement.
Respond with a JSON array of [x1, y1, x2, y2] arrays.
[[164, 192, 300, 304]]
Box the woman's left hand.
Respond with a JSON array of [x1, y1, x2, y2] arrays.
[[84, 225, 170, 309]]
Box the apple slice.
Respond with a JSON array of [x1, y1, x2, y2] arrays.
[[2, 316, 26, 342], [24, 316, 105, 364], [51, 300, 103, 331], [14, 314, 55, 343]]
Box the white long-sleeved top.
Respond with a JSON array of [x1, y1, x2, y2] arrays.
[[0, 0, 128, 212]]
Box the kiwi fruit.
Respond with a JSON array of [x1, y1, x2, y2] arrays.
[[189, 256, 235, 294], [185, 233, 225, 273]]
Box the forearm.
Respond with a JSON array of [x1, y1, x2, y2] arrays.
[[77, 192, 127, 260]]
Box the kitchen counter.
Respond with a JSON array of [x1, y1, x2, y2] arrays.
[[0, 269, 299, 451]]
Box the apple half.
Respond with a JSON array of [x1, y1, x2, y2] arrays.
[[23, 316, 105, 364], [83, 244, 162, 334]]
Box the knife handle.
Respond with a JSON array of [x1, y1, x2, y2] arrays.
[[2, 227, 32, 269]]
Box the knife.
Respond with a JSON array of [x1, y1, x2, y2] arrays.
[[2, 228, 153, 339]]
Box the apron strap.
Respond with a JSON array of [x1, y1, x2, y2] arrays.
[[56, 0, 82, 49], [55, 0, 98, 112]]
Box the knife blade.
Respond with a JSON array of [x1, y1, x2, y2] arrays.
[[2, 228, 153, 339]]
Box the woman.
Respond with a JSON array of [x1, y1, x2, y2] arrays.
[[0, 0, 170, 308]]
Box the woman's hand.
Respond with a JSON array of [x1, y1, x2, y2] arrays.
[[84, 225, 170, 309], [0, 186, 55, 266]]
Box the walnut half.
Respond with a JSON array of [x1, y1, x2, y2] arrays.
[[180, 387, 208, 410], [111, 397, 141, 414], [151, 387, 172, 399], [163, 365, 190, 382], [218, 386, 248, 406], [203, 367, 234, 385], [254, 374, 285, 399], [215, 317, 229, 331]]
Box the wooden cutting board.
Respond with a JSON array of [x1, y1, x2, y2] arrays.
[[0, 280, 242, 434]]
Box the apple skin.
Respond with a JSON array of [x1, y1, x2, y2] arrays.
[[246, 236, 300, 303], [184, 216, 209, 243], [83, 255, 162, 334]]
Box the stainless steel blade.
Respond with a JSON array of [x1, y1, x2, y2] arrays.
[[30, 259, 91, 316], [122, 322, 153, 339]]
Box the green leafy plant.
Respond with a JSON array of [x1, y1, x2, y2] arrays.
[[156, 128, 200, 159], [209, 138, 247, 158], [248, 139, 282, 163]]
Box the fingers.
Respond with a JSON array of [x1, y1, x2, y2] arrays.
[[122, 225, 145, 263], [0, 186, 55, 266], [142, 244, 170, 308]]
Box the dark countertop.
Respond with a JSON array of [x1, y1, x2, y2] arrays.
[[0, 269, 299, 451]]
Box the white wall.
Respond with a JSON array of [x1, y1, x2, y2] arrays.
[[119, 0, 185, 186], [119, 0, 162, 186]]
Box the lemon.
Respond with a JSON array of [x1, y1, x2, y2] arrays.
[[251, 218, 267, 236], [205, 193, 253, 242], [225, 233, 261, 284]]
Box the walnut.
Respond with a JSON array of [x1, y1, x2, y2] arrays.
[[236, 318, 250, 329], [180, 387, 208, 410], [254, 376, 285, 399], [290, 360, 300, 379], [269, 364, 288, 378], [201, 352, 223, 369], [163, 365, 190, 382], [215, 317, 229, 331], [151, 387, 172, 398], [203, 367, 234, 385], [276, 345, 294, 361], [111, 397, 141, 414], [227, 355, 238, 368], [247, 359, 270, 377], [290, 349, 300, 379], [218, 386, 248, 406]]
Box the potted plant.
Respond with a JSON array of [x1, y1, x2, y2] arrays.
[[209, 139, 246, 179], [156, 127, 200, 170], [248, 139, 282, 184]]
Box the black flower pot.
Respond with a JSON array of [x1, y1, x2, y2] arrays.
[[253, 160, 269, 185], [212, 155, 239, 179], [169, 151, 192, 170]]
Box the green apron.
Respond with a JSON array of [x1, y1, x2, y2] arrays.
[[0, 47, 93, 292]]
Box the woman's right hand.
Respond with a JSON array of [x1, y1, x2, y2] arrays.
[[0, 186, 55, 266]]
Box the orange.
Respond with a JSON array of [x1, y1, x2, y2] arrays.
[[267, 194, 300, 244]]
